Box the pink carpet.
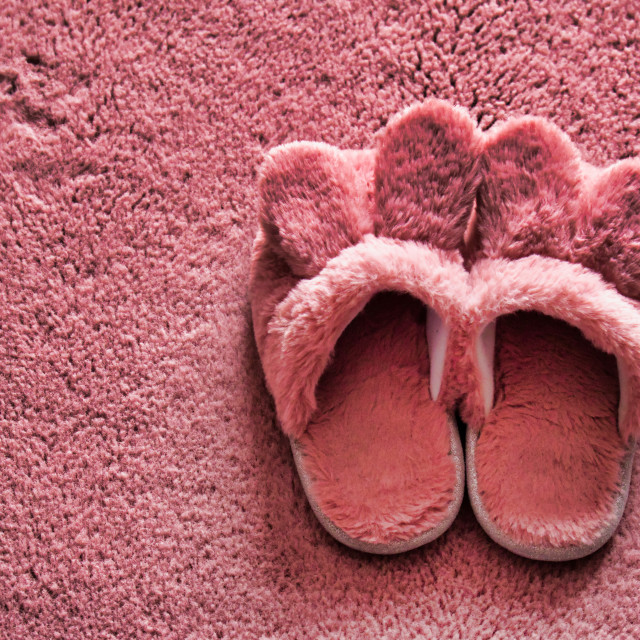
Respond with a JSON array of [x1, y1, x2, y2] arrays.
[[1, 1, 640, 637]]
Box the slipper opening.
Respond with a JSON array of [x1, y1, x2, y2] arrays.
[[294, 291, 462, 547], [472, 311, 630, 551]]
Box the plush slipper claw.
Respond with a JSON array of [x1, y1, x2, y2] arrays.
[[250, 100, 480, 553], [464, 117, 640, 561]]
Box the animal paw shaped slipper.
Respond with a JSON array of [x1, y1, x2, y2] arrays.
[[250, 100, 481, 553], [464, 117, 640, 560]]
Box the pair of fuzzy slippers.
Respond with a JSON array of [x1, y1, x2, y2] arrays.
[[250, 100, 640, 561]]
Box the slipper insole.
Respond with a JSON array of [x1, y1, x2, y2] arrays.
[[475, 312, 627, 548], [297, 293, 457, 545]]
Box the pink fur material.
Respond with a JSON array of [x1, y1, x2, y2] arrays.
[[258, 235, 468, 439], [475, 115, 640, 304], [251, 100, 640, 551], [576, 159, 640, 300], [465, 116, 640, 551], [374, 101, 481, 249], [250, 99, 481, 439], [298, 294, 456, 543], [5, 0, 640, 634], [464, 116, 640, 442], [249, 99, 480, 546], [474, 312, 626, 547], [259, 143, 373, 278], [473, 116, 583, 262], [462, 255, 640, 442]]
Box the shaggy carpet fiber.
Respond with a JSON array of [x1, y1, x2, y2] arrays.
[[1, 1, 640, 638]]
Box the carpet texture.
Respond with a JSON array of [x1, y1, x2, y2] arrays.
[[1, 1, 640, 638]]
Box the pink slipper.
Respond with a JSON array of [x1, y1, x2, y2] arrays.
[[249, 101, 480, 553], [463, 117, 640, 560]]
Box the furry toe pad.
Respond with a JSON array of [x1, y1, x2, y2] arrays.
[[375, 100, 481, 250]]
